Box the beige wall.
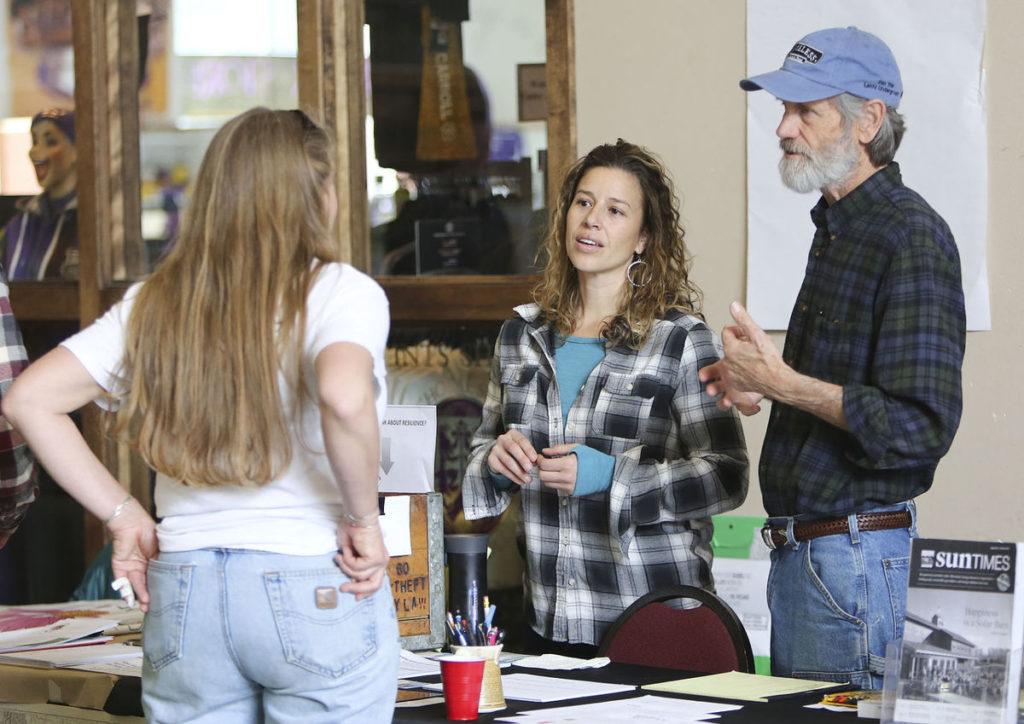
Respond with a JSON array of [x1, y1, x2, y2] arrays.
[[574, 0, 1024, 539]]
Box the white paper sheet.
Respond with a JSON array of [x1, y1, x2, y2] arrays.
[[745, 1, 989, 330], [710, 557, 771, 659], [419, 672, 635, 703], [0, 642, 142, 669], [512, 654, 610, 670], [382, 495, 412, 557], [398, 648, 442, 678], [67, 656, 144, 677], [495, 694, 741, 723]]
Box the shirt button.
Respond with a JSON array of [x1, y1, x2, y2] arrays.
[[568, 578, 576, 587], [800, 304, 808, 312], [814, 250, 821, 257], [830, 234, 837, 241], [626, 383, 633, 390], [561, 498, 568, 506]]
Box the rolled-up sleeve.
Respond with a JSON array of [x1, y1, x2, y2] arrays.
[[843, 239, 966, 470]]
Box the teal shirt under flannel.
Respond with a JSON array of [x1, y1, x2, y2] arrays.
[[760, 163, 966, 517]]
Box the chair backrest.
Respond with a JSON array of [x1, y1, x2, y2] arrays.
[[597, 584, 755, 674]]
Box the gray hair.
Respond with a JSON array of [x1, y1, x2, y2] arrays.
[[832, 93, 906, 167]]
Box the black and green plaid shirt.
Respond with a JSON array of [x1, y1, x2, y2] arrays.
[[761, 163, 966, 517]]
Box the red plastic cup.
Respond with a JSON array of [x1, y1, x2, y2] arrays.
[[439, 655, 485, 720]]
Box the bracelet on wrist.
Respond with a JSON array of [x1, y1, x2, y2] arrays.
[[344, 509, 380, 528], [103, 494, 135, 525]]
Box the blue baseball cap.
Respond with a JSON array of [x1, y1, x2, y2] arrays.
[[740, 27, 902, 108]]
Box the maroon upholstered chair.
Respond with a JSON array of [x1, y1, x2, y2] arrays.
[[596, 585, 755, 673]]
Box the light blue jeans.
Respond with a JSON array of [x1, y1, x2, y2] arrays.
[[766, 501, 916, 690], [142, 549, 399, 723]]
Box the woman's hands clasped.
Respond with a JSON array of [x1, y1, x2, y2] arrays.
[[487, 431, 579, 494]]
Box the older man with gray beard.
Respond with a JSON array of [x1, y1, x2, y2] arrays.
[[699, 27, 966, 689]]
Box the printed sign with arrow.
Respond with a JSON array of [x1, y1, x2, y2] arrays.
[[378, 405, 436, 494]]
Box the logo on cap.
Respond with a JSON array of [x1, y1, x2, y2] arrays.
[[787, 42, 822, 65]]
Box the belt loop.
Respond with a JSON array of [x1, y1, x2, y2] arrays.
[[847, 511, 861, 544], [785, 517, 798, 547], [906, 499, 918, 534]]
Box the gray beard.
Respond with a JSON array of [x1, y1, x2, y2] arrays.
[[778, 133, 860, 194]]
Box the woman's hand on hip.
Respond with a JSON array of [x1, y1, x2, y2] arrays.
[[106, 500, 158, 612], [336, 521, 389, 600]]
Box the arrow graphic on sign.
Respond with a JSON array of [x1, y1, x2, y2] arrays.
[[380, 436, 395, 474]]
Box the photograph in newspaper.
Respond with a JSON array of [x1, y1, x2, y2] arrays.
[[893, 539, 1023, 724]]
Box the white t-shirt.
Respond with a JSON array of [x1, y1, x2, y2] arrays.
[[61, 263, 389, 555]]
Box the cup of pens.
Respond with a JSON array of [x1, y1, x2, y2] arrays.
[[450, 644, 505, 712], [446, 597, 505, 712]]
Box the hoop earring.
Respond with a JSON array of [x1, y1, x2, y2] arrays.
[[626, 254, 652, 288]]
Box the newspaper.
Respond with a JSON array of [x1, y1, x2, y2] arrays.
[[892, 538, 1024, 724]]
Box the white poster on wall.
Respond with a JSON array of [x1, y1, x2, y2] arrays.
[[745, 1, 989, 331]]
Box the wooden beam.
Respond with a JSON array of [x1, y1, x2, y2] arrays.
[[296, 0, 369, 271], [71, 0, 143, 565], [380, 276, 537, 327], [545, 0, 577, 211]]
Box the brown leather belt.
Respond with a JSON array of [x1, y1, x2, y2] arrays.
[[761, 510, 912, 550]]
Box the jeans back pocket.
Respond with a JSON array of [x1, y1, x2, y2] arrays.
[[143, 559, 194, 671], [264, 568, 379, 679]]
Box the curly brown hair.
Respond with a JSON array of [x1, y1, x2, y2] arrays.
[[533, 139, 702, 348]]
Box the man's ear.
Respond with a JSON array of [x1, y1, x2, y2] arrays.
[[858, 99, 886, 144]]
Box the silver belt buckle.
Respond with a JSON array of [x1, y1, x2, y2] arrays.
[[760, 524, 779, 550]]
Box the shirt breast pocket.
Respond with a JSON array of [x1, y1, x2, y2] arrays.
[[501, 364, 541, 427], [590, 372, 658, 443], [809, 310, 866, 380]]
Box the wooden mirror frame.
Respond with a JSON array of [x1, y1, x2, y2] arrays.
[[298, 0, 576, 327], [15, 0, 575, 560]]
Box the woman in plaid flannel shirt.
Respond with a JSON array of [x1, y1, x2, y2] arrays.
[[462, 140, 749, 656]]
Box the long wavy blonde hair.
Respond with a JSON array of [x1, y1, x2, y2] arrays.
[[533, 139, 702, 349], [114, 108, 340, 487]]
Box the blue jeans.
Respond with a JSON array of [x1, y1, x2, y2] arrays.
[[766, 501, 916, 690], [142, 549, 399, 723]]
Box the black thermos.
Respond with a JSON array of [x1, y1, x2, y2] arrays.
[[444, 533, 488, 628]]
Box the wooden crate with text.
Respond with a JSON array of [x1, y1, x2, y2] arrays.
[[384, 493, 445, 650]]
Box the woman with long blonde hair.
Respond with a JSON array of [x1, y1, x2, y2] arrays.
[[462, 140, 749, 656], [4, 107, 399, 722]]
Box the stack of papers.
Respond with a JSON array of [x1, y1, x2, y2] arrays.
[[398, 649, 523, 680], [0, 599, 142, 640], [0, 615, 119, 654], [0, 600, 144, 675], [0, 642, 142, 669]]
